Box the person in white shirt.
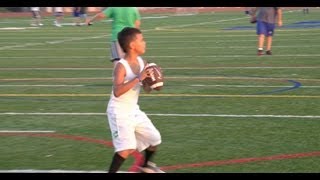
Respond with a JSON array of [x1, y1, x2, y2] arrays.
[[53, 7, 64, 27], [30, 7, 43, 26]]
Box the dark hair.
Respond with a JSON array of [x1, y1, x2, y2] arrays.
[[117, 27, 142, 53]]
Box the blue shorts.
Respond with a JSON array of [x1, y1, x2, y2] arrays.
[[73, 12, 87, 18], [256, 21, 275, 37], [73, 11, 80, 17]]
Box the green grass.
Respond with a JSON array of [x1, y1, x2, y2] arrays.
[[1, 9, 320, 173]]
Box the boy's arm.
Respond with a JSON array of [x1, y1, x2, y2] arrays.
[[249, 7, 258, 23], [135, 20, 141, 29], [86, 12, 106, 25]]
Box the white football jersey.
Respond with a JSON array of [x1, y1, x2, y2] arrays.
[[107, 57, 145, 114]]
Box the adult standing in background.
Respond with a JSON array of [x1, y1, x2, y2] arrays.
[[251, 7, 283, 56], [53, 7, 64, 27], [73, 7, 88, 26], [30, 7, 43, 26], [85, 7, 141, 66]]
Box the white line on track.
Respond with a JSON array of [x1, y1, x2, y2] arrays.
[[1, 112, 320, 119]]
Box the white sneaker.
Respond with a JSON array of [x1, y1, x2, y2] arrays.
[[139, 162, 165, 173], [38, 23, 43, 26]]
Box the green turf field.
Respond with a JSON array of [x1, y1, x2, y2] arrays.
[[1, 8, 320, 173]]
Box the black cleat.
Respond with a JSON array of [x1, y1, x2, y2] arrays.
[[266, 50, 272, 55]]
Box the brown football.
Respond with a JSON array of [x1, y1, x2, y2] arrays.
[[142, 63, 164, 91]]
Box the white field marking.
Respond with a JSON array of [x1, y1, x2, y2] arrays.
[[1, 76, 320, 82], [155, 17, 250, 29], [0, 35, 109, 50], [1, 37, 106, 39], [1, 112, 105, 115], [0, 85, 84, 87], [1, 84, 319, 89], [0, 84, 320, 88], [2, 38, 318, 42], [0, 170, 131, 173], [0, 67, 320, 71], [0, 130, 55, 133], [154, 9, 304, 30], [0, 84, 319, 89], [148, 39, 319, 43], [1, 54, 320, 59], [0, 68, 112, 70], [1, 112, 320, 119], [0, 94, 320, 98], [5, 44, 320, 51], [0, 56, 107, 59], [0, 77, 111, 81], [145, 54, 320, 58], [142, 16, 168, 19], [0, 27, 39, 30], [146, 33, 320, 38], [0, 21, 164, 50], [163, 66, 320, 69], [190, 84, 320, 88]]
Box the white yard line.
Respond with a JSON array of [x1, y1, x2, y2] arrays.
[[0, 85, 84, 87], [0, 35, 109, 50], [1, 54, 320, 59], [0, 169, 131, 173], [0, 84, 319, 88], [0, 67, 319, 71], [0, 130, 55, 133], [1, 76, 319, 82], [189, 85, 320, 88], [1, 112, 320, 119], [4, 44, 320, 51]]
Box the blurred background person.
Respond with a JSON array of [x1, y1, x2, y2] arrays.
[[73, 7, 88, 26], [86, 7, 141, 66], [251, 7, 283, 56], [30, 7, 43, 26], [53, 7, 64, 27]]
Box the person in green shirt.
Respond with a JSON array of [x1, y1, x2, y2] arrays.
[[86, 7, 141, 66]]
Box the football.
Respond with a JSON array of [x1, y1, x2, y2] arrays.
[[142, 63, 164, 91], [250, 16, 257, 24]]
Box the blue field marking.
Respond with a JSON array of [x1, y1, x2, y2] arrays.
[[254, 80, 301, 95], [223, 20, 320, 30]]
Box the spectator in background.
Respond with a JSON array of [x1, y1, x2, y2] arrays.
[[244, 7, 251, 15], [251, 7, 283, 56], [85, 7, 141, 66], [53, 7, 64, 27], [30, 7, 43, 26], [303, 7, 309, 14], [73, 7, 88, 26]]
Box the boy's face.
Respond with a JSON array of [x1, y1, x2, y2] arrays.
[[131, 33, 146, 55]]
